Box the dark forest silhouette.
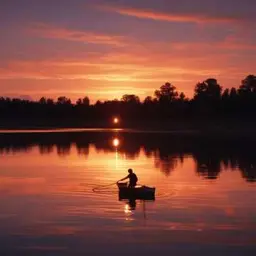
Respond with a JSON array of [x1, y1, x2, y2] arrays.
[[0, 75, 255, 128], [0, 131, 255, 182]]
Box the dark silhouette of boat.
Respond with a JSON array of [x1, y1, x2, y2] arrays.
[[117, 182, 156, 200]]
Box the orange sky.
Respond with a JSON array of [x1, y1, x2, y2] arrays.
[[0, 0, 255, 102]]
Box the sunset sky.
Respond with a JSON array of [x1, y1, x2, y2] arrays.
[[0, 0, 255, 102]]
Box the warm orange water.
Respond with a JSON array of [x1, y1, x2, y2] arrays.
[[0, 132, 255, 255]]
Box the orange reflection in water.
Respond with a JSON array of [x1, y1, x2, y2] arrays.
[[0, 142, 255, 249], [124, 204, 131, 214], [112, 138, 120, 147]]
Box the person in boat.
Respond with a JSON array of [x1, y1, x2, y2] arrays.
[[117, 169, 138, 188]]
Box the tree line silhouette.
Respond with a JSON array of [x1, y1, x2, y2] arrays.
[[0, 74, 255, 127]]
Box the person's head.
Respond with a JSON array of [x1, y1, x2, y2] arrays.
[[128, 168, 133, 174]]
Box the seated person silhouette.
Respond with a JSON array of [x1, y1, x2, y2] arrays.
[[118, 169, 138, 188]]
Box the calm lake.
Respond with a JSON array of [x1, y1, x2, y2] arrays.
[[0, 130, 255, 255]]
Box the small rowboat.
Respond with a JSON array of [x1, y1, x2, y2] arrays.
[[117, 182, 156, 200]]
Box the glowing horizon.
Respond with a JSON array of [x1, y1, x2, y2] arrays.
[[0, 0, 255, 102]]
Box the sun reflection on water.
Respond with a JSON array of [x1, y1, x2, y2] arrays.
[[124, 203, 134, 221], [124, 204, 131, 214], [112, 138, 120, 147]]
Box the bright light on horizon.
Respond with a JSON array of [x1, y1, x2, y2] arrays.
[[113, 117, 119, 124]]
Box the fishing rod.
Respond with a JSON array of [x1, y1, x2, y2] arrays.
[[92, 182, 117, 192]]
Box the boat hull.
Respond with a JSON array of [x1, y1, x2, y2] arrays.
[[117, 183, 156, 200]]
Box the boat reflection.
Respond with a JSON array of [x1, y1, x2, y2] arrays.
[[127, 199, 136, 211], [121, 198, 154, 221], [124, 200, 136, 212]]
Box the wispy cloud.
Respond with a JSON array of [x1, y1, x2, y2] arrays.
[[98, 5, 240, 24], [172, 41, 256, 52], [0, 57, 252, 102], [27, 23, 126, 46], [0, 58, 222, 81]]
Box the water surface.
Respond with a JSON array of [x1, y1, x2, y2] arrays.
[[0, 131, 255, 255]]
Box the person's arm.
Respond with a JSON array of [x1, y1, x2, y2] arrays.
[[117, 175, 129, 182]]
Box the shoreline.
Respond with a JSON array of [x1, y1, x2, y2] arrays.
[[0, 127, 201, 134], [1, 118, 256, 138], [1, 126, 256, 140]]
